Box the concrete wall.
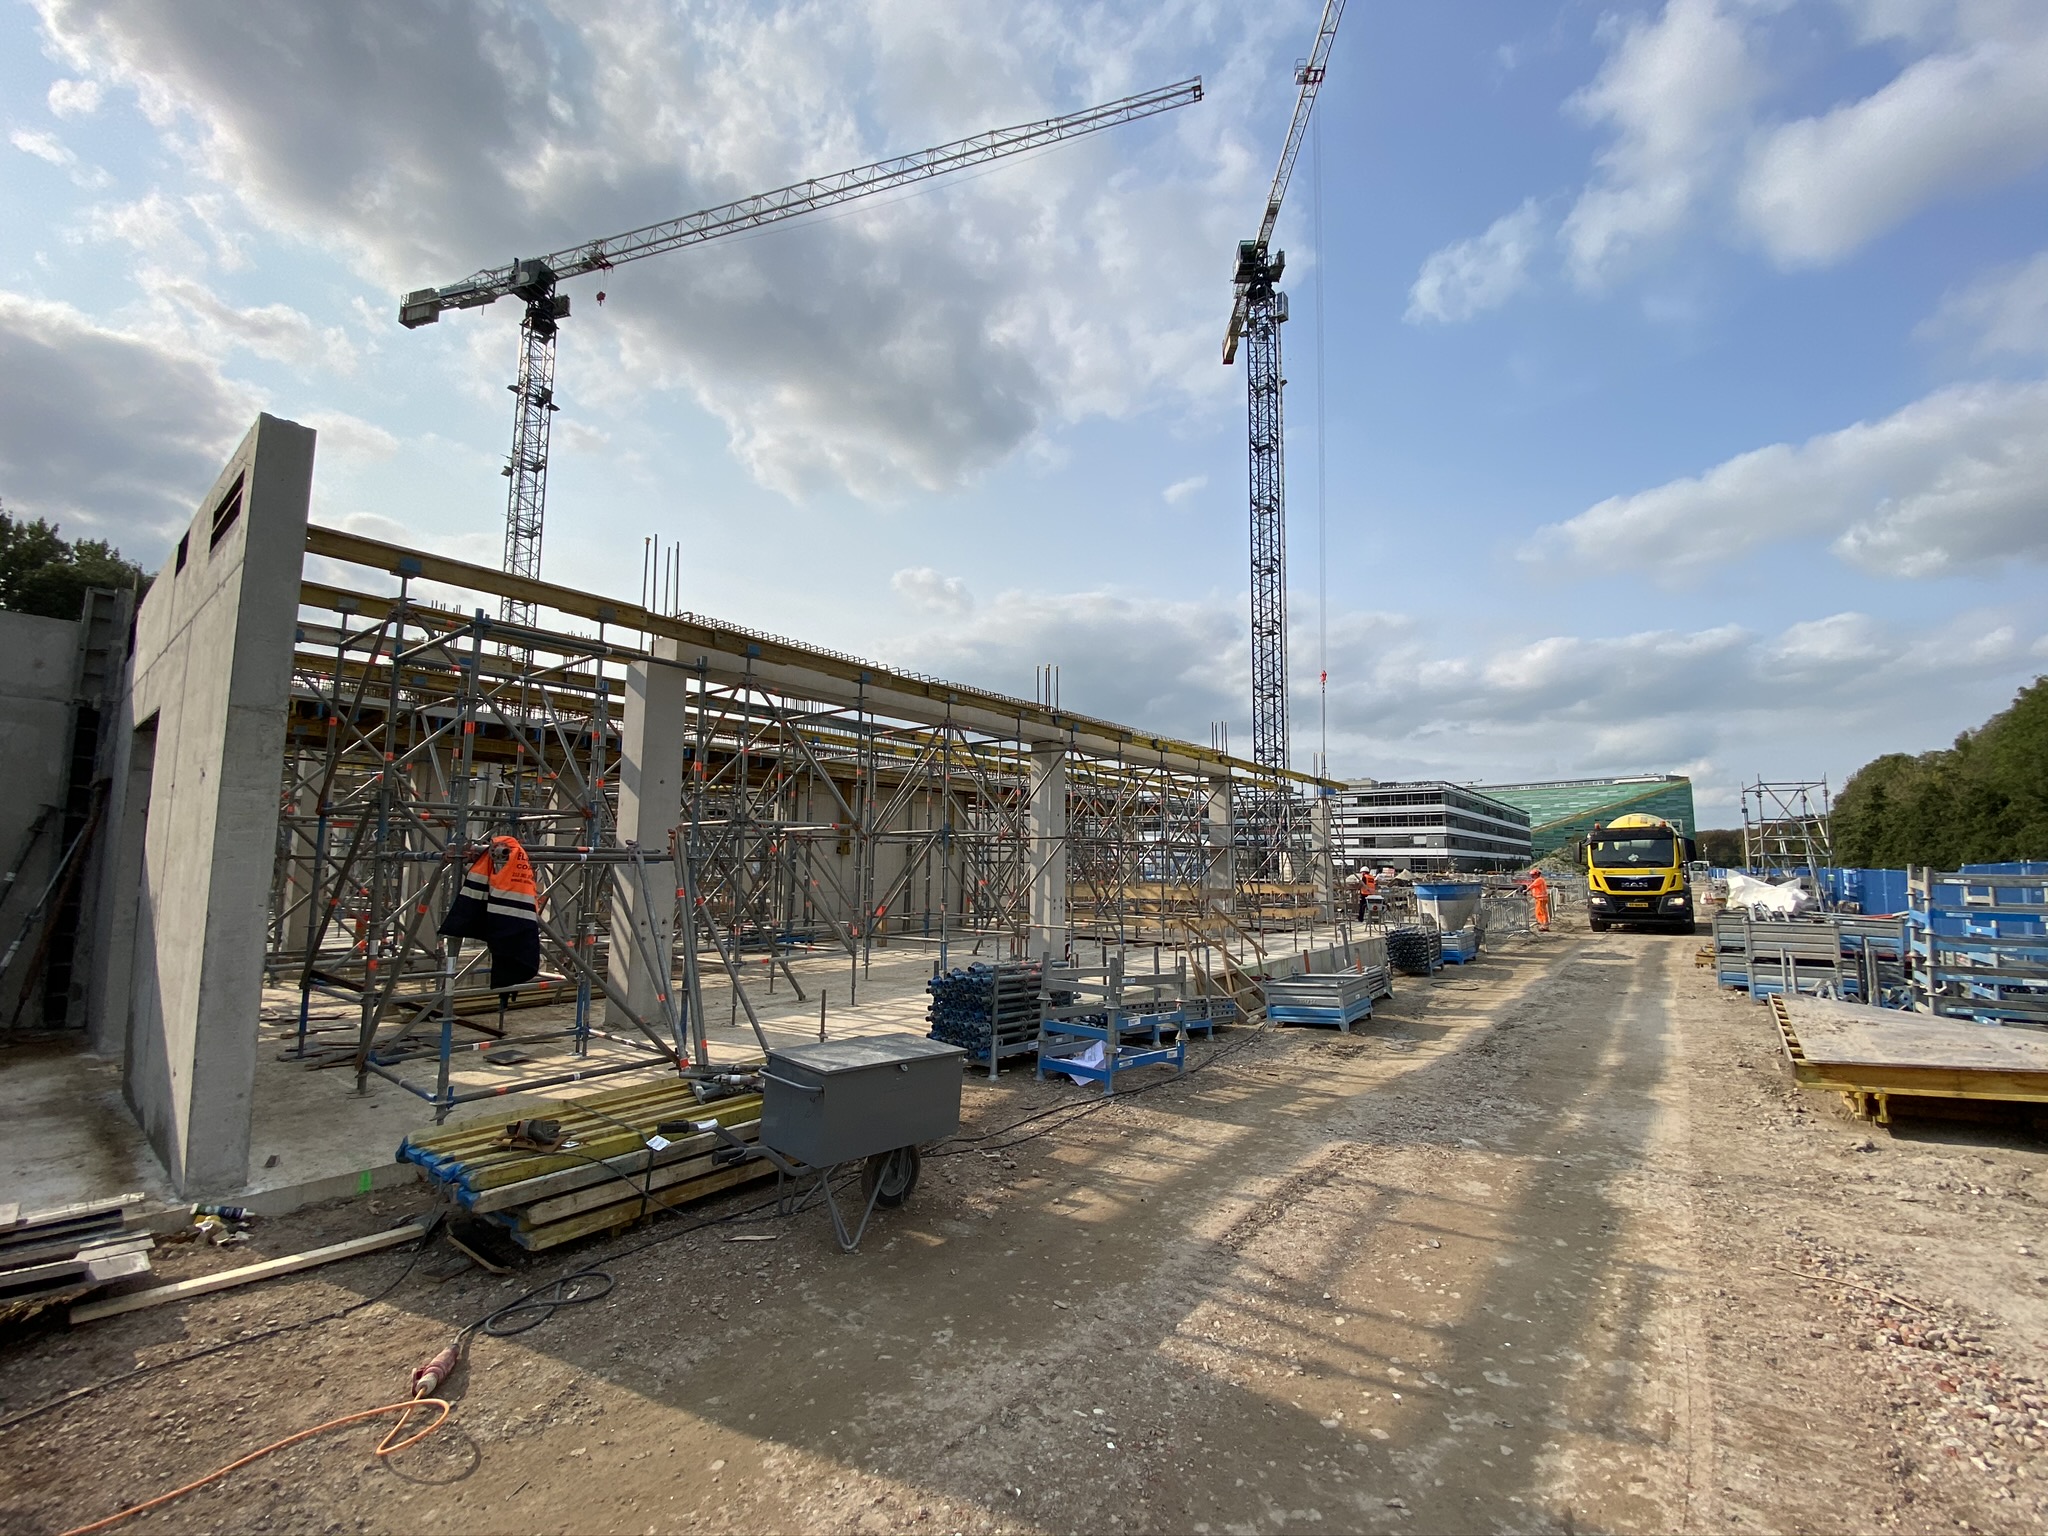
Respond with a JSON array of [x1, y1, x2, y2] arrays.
[[0, 611, 78, 1018], [87, 415, 315, 1195]]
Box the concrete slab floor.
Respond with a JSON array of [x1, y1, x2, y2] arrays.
[[0, 1040, 177, 1214]]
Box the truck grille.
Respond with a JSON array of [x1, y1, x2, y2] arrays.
[[1603, 876, 1664, 893]]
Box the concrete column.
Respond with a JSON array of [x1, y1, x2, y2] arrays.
[[1028, 743, 1068, 961], [1203, 774, 1235, 917], [90, 413, 315, 1196], [1310, 793, 1335, 922], [278, 758, 319, 956], [611, 638, 688, 1026]]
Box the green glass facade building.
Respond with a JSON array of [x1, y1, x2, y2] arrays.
[[1477, 775, 1697, 860]]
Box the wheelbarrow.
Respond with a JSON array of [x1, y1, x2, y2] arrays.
[[695, 1034, 965, 1251]]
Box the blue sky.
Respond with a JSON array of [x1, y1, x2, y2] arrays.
[[4, 0, 2045, 823]]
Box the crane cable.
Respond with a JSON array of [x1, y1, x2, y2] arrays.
[[1313, 108, 1329, 780]]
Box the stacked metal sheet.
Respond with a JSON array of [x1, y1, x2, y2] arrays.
[[0, 1196, 154, 1324], [1385, 925, 1442, 976], [397, 1081, 770, 1251], [1712, 911, 1749, 988], [1264, 972, 1379, 1031]]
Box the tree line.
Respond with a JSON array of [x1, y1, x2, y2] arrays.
[[1831, 678, 2048, 869], [0, 504, 151, 622]]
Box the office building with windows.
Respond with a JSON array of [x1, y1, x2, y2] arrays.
[[1478, 774, 1696, 860], [1332, 780, 1533, 875]]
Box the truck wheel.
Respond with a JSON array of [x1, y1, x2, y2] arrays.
[[862, 1146, 921, 1209], [1589, 919, 1609, 932]]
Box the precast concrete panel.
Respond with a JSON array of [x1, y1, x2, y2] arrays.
[[89, 415, 315, 1195]]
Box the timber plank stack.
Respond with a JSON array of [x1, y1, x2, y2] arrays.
[[397, 1080, 772, 1251], [0, 1195, 154, 1323]]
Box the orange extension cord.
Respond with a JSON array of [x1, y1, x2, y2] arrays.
[[57, 1397, 452, 1536]]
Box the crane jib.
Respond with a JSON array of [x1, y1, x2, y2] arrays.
[[399, 77, 1203, 327]]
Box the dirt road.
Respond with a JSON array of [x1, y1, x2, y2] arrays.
[[6, 931, 2045, 1533]]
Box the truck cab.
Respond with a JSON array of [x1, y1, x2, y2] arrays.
[[1584, 814, 1696, 933]]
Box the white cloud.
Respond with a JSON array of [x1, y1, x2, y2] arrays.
[[890, 566, 975, 617], [1739, 25, 2048, 267], [298, 410, 397, 463], [1527, 379, 2048, 579], [884, 583, 1242, 728], [0, 289, 252, 550], [34, 0, 1297, 504], [10, 125, 110, 187], [1920, 249, 2048, 359], [1161, 473, 1207, 504], [879, 573, 2044, 816], [1559, 0, 1761, 288], [47, 77, 103, 118], [85, 191, 209, 268], [1406, 199, 1545, 324], [139, 269, 358, 373], [1319, 605, 2044, 808]]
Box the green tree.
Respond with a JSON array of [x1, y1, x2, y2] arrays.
[[0, 503, 151, 621], [1833, 679, 2048, 867], [1694, 828, 1745, 867]]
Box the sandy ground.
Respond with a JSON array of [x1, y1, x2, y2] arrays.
[[4, 923, 2045, 1535]]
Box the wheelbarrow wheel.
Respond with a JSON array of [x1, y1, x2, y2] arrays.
[[861, 1146, 921, 1209]]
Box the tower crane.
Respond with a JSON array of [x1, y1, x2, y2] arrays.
[[399, 78, 1204, 624], [1222, 0, 1344, 846]]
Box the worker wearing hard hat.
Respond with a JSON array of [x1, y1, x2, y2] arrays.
[[1527, 869, 1551, 932], [1355, 867, 1378, 921]]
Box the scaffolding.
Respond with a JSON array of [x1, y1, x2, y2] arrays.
[[1740, 779, 1834, 890], [268, 530, 1332, 1118]]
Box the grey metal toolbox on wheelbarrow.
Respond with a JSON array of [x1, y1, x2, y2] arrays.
[[715, 1033, 964, 1250]]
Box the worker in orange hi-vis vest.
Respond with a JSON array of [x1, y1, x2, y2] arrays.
[[1528, 868, 1551, 932], [439, 835, 542, 989], [1355, 867, 1378, 921]]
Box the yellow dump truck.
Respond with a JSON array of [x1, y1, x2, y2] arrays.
[[1584, 813, 1696, 933]]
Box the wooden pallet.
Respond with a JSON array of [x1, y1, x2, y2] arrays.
[[1771, 994, 2048, 1126]]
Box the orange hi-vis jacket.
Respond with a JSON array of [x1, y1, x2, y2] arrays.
[[438, 835, 542, 990]]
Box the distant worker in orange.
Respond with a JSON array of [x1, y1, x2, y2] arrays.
[[1355, 867, 1378, 921], [1528, 868, 1551, 931]]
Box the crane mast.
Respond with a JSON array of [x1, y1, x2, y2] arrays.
[[1223, 0, 1343, 871], [400, 79, 1203, 624]]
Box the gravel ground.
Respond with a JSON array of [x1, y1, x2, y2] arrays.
[[3, 921, 2044, 1534]]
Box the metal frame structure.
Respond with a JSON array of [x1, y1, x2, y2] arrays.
[[1222, 1, 1344, 800], [1740, 779, 1835, 886], [268, 526, 1336, 1118]]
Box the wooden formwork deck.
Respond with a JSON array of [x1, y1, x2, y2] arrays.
[[1770, 994, 2048, 1125]]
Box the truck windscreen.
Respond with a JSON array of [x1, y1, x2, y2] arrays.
[[1589, 835, 1674, 868]]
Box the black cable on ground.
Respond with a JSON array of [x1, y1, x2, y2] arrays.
[[0, 1158, 827, 1438]]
